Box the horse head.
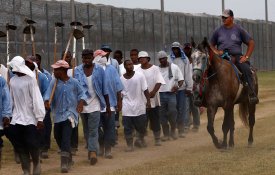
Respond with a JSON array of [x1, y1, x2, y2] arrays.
[[191, 37, 210, 83]]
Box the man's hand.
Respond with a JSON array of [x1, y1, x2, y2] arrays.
[[2, 117, 10, 128], [239, 55, 247, 63], [76, 100, 85, 113], [37, 121, 44, 130], [44, 101, 50, 110], [185, 90, 192, 96], [171, 86, 179, 93], [106, 106, 112, 117], [116, 100, 122, 112]]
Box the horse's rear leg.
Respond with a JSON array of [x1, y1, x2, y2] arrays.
[[207, 107, 221, 149], [248, 104, 256, 146]]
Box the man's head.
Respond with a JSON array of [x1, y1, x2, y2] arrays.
[[35, 54, 42, 67], [51, 60, 69, 79], [222, 9, 234, 26], [138, 51, 150, 65], [157, 51, 168, 67], [61, 51, 72, 66], [130, 49, 139, 64], [114, 50, 123, 64], [171, 42, 182, 57], [183, 43, 192, 58], [25, 55, 36, 71], [101, 44, 112, 58], [123, 59, 134, 72], [82, 49, 94, 68]]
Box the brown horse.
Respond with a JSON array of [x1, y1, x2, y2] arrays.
[[191, 38, 258, 149]]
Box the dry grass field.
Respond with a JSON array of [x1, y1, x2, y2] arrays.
[[1, 71, 275, 175]]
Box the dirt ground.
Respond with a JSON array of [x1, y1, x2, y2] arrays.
[[0, 72, 273, 175]]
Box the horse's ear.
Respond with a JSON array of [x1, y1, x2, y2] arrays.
[[202, 37, 210, 49], [191, 37, 196, 48]]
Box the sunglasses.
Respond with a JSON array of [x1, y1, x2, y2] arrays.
[[222, 16, 228, 20]]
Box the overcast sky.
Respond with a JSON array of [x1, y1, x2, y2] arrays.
[[69, 0, 275, 22]]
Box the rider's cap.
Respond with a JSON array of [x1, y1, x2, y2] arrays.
[[222, 9, 234, 18]]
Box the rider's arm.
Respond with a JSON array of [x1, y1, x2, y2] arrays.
[[209, 44, 223, 56], [244, 39, 255, 59]]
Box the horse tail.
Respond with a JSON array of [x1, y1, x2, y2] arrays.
[[239, 102, 249, 127]]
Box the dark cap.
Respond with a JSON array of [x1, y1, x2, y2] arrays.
[[222, 9, 234, 17], [82, 49, 93, 56], [101, 44, 112, 52]]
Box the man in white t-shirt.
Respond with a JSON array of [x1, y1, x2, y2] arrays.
[[136, 51, 166, 146], [121, 59, 151, 151], [158, 51, 184, 141]]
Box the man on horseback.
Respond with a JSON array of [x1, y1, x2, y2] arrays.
[[210, 9, 259, 104]]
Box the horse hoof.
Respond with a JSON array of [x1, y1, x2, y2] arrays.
[[247, 142, 253, 148]]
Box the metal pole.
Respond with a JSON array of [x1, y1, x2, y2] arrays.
[[222, 0, 225, 12], [265, 0, 270, 70], [161, 0, 165, 49]]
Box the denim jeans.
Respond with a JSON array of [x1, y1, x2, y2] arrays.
[[189, 95, 200, 127], [98, 111, 116, 147], [159, 92, 177, 135], [176, 90, 188, 133], [40, 110, 52, 151], [54, 120, 73, 153], [81, 112, 100, 153], [123, 115, 147, 139]]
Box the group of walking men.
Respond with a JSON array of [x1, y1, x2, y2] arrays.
[[0, 41, 200, 174]]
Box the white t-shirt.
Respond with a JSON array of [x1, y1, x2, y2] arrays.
[[10, 75, 45, 126], [159, 63, 184, 92], [136, 65, 165, 108], [82, 75, 101, 113], [120, 72, 148, 116]]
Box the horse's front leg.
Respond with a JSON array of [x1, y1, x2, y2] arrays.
[[207, 106, 221, 149], [227, 108, 235, 148]]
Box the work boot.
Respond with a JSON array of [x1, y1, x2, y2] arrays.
[[161, 124, 170, 142], [154, 131, 161, 146], [19, 152, 31, 175], [89, 151, 97, 165], [40, 150, 49, 159], [104, 146, 113, 159], [170, 128, 178, 140], [30, 149, 41, 175], [14, 149, 21, 164], [60, 152, 70, 173], [125, 138, 134, 152], [98, 145, 104, 156]]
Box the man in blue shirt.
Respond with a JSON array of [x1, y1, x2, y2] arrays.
[[210, 9, 258, 104], [74, 49, 111, 165], [0, 76, 12, 168], [44, 60, 86, 173], [94, 49, 123, 159]]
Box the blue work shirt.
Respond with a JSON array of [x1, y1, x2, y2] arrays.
[[74, 64, 108, 110], [0, 77, 12, 129], [41, 68, 52, 82], [37, 72, 50, 97], [44, 77, 87, 124], [104, 64, 124, 107]]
